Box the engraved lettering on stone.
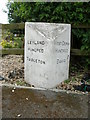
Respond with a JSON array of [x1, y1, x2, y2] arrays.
[[57, 59, 66, 64], [27, 57, 45, 65], [28, 48, 44, 53], [27, 40, 45, 45], [55, 49, 68, 53], [54, 41, 69, 46]]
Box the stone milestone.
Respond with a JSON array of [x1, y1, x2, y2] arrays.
[[25, 22, 71, 89]]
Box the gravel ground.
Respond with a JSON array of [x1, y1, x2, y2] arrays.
[[0, 55, 31, 87], [0, 55, 89, 93]]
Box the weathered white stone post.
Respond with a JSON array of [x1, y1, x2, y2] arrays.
[[25, 22, 71, 89]]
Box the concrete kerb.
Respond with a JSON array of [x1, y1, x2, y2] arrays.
[[2, 83, 88, 95], [2, 83, 89, 118]]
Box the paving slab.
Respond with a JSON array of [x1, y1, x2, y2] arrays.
[[0, 86, 2, 120], [2, 85, 89, 119]]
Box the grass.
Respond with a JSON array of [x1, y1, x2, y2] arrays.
[[71, 77, 76, 82], [64, 79, 71, 84], [16, 80, 26, 86]]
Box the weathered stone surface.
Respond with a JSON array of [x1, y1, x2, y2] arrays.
[[25, 22, 71, 88]]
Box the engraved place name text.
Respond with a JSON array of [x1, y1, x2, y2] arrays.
[[27, 57, 45, 65], [27, 40, 45, 45]]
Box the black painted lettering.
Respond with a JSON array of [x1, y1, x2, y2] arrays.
[[27, 57, 45, 65], [43, 61, 45, 64], [54, 41, 69, 46], [57, 59, 66, 64], [56, 49, 68, 53], [27, 40, 45, 45], [28, 48, 44, 53], [57, 59, 59, 64]]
